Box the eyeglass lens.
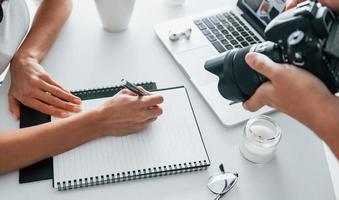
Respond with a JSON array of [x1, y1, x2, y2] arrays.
[[207, 164, 238, 200]]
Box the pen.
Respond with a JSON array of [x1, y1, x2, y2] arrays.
[[121, 79, 148, 96]]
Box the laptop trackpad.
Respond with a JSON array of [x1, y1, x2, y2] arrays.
[[176, 46, 218, 86]]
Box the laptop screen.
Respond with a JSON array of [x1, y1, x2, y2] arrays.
[[238, 0, 287, 30]]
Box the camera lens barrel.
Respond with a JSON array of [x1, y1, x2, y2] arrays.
[[204, 42, 281, 102], [205, 50, 246, 102], [204, 53, 226, 77], [232, 45, 265, 100]]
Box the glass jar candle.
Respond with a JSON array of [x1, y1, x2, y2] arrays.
[[239, 115, 282, 164]]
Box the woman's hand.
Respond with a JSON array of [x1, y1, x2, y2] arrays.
[[9, 56, 82, 119], [94, 89, 164, 136], [243, 52, 335, 121]]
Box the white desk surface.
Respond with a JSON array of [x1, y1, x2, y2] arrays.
[[0, 0, 338, 199]]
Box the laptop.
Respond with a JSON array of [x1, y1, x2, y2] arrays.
[[154, 0, 287, 126]]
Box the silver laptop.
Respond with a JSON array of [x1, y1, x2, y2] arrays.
[[155, 0, 287, 126]]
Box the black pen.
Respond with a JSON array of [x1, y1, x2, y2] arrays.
[[121, 79, 148, 96]]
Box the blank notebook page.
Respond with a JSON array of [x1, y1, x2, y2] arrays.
[[53, 87, 209, 188]]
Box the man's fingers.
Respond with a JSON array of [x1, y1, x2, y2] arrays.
[[243, 83, 274, 112], [36, 91, 81, 113], [40, 81, 81, 105], [8, 95, 20, 120], [23, 98, 70, 118], [245, 52, 279, 80]]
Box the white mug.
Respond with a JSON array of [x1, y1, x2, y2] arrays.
[[95, 0, 136, 32]]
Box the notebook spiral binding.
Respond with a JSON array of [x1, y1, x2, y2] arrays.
[[56, 160, 209, 191], [70, 81, 157, 100]]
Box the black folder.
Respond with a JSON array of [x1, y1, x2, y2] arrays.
[[19, 82, 157, 184]]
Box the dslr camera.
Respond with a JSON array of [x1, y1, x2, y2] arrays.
[[205, 1, 339, 102]]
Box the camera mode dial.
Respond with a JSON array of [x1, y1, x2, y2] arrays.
[[288, 30, 306, 66]]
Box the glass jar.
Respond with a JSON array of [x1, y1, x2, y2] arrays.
[[239, 115, 282, 164]]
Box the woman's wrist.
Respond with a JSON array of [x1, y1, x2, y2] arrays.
[[11, 52, 39, 70], [78, 109, 105, 139], [89, 106, 112, 137]]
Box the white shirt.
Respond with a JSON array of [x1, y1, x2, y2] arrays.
[[0, 0, 30, 75]]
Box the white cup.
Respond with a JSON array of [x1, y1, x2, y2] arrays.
[[95, 0, 136, 32]]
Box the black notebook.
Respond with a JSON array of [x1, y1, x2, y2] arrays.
[[51, 86, 210, 191], [19, 82, 158, 184]]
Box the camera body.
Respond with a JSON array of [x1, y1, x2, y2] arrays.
[[205, 1, 339, 102]]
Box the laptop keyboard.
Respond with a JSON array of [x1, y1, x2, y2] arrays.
[[194, 11, 261, 53]]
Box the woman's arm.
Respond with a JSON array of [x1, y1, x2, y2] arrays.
[[243, 52, 339, 158], [9, 0, 81, 119], [0, 109, 99, 175], [0, 90, 164, 175], [15, 0, 73, 62]]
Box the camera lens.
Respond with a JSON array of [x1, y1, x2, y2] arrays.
[[205, 49, 244, 101], [205, 42, 281, 102], [232, 45, 266, 100]]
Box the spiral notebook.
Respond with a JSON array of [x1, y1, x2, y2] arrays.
[[19, 82, 158, 184], [52, 86, 210, 191]]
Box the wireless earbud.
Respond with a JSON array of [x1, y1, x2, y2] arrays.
[[169, 28, 192, 41]]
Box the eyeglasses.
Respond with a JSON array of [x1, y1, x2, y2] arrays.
[[207, 164, 239, 200]]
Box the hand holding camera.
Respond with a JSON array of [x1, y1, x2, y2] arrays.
[[243, 52, 333, 115], [243, 0, 339, 116], [205, 0, 339, 158], [205, 1, 339, 103], [244, 0, 339, 115]]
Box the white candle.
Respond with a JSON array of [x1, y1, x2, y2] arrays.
[[240, 116, 282, 164], [251, 125, 275, 140]]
